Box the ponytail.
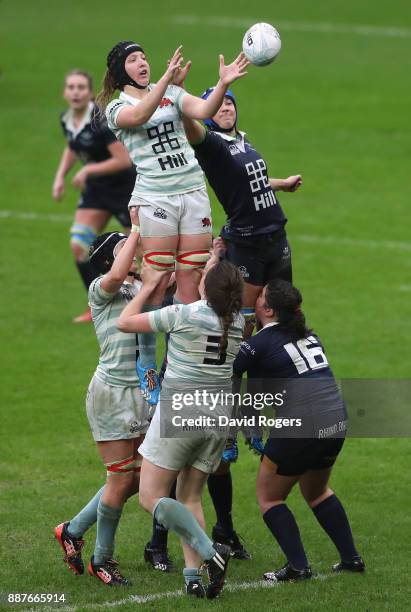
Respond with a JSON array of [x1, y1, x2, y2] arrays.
[[204, 260, 243, 353], [264, 279, 311, 338], [95, 69, 117, 111]]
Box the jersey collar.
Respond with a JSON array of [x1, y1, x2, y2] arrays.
[[61, 101, 94, 136], [214, 130, 246, 143], [255, 321, 279, 335]]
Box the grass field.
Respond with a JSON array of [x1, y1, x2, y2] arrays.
[[1, 0, 411, 610]]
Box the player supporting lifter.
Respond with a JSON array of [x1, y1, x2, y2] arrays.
[[54, 208, 151, 586], [117, 254, 244, 599], [53, 69, 136, 322], [96, 41, 249, 404], [233, 280, 365, 581]]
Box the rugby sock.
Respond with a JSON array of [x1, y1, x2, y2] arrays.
[[76, 260, 99, 290], [207, 472, 234, 533], [183, 567, 202, 585], [263, 504, 309, 570], [68, 486, 105, 538], [312, 494, 359, 562], [154, 497, 215, 561], [94, 501, 123, 564], [138, 304, 158, 368], [150, 481, 176, 549]]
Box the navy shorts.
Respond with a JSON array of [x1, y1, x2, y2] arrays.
[[263, 436, 345, 476], [78, 172, 135, 228], [224, 232, 292, 286]]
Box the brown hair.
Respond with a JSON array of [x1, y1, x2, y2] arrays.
[[264, 279, 312, 338], [64, 69, 93, 91], [204, 260, 243, 354], [95, 68, 117, 111]]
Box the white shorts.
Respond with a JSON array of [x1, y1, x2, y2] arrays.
[[86, 375, 150, 442], [130, 188, 212, 237], [139, 402, 225, 474]]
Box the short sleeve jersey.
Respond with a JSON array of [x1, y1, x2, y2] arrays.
[[60, 102, 135, 187], [149, 300, 244, 382], [88, 277, 141, 387], [193, 131, 287, 240], [106, 86, 205, 196]]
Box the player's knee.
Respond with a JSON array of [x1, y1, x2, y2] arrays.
[[70, 224, 97, 262], [143, 249, 176, 271], [138, 486, 153, 513], [175, 249, 210, 270]]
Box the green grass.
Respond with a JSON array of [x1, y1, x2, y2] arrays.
[[1, 0, 410, 610]]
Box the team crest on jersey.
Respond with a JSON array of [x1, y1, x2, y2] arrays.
[[159, 98, 174, 109], [202, 217, 211, 227], [153, 207, 168, 219], [238, 265, 250, 278], [229, 144, 241, 156]]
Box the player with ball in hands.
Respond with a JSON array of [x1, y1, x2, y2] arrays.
[[97, 41, 249, 406]]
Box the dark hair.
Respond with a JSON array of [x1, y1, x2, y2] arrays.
[[204, 260, 243, 354], [264, 279, 312, 338], [64, 69, 93, 91]]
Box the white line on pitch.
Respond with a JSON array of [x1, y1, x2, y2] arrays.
[[22, 574, 336, 612], [173, 15, 411, 38], [1, 209, 409, 252]]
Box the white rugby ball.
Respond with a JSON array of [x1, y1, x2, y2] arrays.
[[242, 22, 281, 66]]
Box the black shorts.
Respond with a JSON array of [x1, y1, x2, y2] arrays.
[[224, 233, 292, 286], [78, 175, 135, 228], [263, 436, 345, 476]]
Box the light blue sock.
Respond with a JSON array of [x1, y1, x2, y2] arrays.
[[183, 567, 202, 585], [68, 486, 105, 537], [138, 304, 158, 368], [154, 497, 215, 561], [94, 500, 123, 564]]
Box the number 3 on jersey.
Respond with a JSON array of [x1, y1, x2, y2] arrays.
[[203, 334, 227, 365], [284, 336, 328, 374]]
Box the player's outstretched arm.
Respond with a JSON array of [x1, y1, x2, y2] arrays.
[[100, 207, 140, 294], [269, 175, 303, 193], [117, 266, 169, 332], [181, 52, 249, 120], [115, 46, 183, 128], [52, 146, 77, 200]]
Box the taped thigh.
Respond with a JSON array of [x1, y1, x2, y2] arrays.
[[70, 224, 97, 255], [143, 249, 176, 271], [105, 454, 142, 475], [175, 250, 210, 270]]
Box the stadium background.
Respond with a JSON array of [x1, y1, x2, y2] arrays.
[[1, 0, 410, 609]]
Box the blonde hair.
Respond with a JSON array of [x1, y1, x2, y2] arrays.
[[64, 69, 93, 91]]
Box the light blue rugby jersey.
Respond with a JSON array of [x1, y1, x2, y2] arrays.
[[106, 86, 205, 196]]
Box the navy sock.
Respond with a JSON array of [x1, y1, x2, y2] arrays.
[[263, 504, 308, 570], [207, 472, 234, 533], [312, 494, 359, 562], [150, 481, 176, 549]]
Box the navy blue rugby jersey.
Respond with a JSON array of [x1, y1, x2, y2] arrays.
[[233, 322, 346, 422], [193, 130, 287, 240], [60, 102, 135, 187]]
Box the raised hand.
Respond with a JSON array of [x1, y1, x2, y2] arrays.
[[172, 60, 192, 87], [164, 46, 183, 83], [219, 52, 250, 86]]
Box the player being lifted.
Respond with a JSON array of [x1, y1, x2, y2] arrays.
[[173, 66, 301, 551], [97, 41, 249, 405]]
